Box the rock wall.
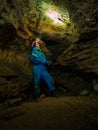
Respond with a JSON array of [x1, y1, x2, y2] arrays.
[[0, 0, 98, 101]]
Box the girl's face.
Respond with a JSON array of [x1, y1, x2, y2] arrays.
[[35, 41, 40, 49]]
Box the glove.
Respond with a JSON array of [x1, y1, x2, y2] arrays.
[[47, 60, 52, 66], [42, 61, 47, 65]]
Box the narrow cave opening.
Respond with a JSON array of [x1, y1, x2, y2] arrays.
[[42, 38, 68, 61]]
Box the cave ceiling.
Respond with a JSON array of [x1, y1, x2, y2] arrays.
[[0, 0, 98, 75]]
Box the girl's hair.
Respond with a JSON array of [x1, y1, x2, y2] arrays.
[[32, 41, 36, 48]]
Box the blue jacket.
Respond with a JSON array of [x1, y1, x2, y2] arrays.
[[30, 47, 48, 72]]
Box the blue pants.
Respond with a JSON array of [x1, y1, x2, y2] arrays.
[[33, 69, 55, 95]]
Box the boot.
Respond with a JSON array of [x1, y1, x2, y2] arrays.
[[51, 90, 59, 97]]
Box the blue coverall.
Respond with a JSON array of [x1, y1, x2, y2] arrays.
[[30, 47, 55, 96]]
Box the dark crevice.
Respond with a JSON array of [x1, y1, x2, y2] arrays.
[[79, 30, 98, 43]]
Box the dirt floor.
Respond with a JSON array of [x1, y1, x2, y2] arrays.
[[0, 96, 98, 130]]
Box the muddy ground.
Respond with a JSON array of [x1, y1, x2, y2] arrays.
[[0, 96, 98, 130]]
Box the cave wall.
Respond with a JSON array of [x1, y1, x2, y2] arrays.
[[56, 0, 98, 73], [0, 0, 98, 100], [0, 0, 97, 75]]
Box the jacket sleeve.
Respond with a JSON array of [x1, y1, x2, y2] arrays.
[[30, 49, 48, 65], [30, 52, 41, 65]]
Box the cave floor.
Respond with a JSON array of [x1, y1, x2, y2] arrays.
[[0, 96, 98, 130]]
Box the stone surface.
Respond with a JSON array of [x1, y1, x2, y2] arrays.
[[0, 0, 98, 100]]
